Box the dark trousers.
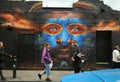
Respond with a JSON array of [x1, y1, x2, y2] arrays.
[[112, 61, 120, 68], [73, 62, 81, 73], [74, 66, 81, 73], [0, 69, 4, 78]]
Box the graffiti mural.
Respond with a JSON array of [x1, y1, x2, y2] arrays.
[[0, 1, 120, 69]]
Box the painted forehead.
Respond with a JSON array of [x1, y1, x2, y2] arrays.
[[44, 11, 86, 19], [46, 18, 87, 26]]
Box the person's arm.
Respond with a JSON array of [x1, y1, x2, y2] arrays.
[[0, 48, 4, 54], [41, 48, 47, 63], [0, 48, 12, 58], [71, 46, 77, 61], [3, 52, 12, 58], [44, 52, 52, 63], [116, 50, 120, 59]]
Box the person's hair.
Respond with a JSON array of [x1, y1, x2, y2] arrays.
[[114, 45, 119, 50], [74, 43, 78, 47], [44, 42, 50, 48], [72, 40, 78, 47]]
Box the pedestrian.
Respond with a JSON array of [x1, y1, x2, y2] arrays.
[[0, 41, 12, 80], [112, 44, 120, 68], [38, 42, 53, 81], [71, 40, 81, 73]]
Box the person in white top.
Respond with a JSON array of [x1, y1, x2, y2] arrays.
[[112, 45, 120, 68]]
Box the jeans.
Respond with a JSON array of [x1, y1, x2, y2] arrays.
[[44, 61, 53, 76]]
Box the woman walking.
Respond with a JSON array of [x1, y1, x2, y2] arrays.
[[38, 42, 53, 81]]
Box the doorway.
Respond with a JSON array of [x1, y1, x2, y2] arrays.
[[96, 31, 112, 65], [18, 34, 35, 69]]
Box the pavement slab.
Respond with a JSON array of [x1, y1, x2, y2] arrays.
[[1, 70, 73, 82]]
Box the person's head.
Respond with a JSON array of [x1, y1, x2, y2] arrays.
[[44, 42, 50, 49], [0, 41, 4, 48], [72, 40, 78, 47], [72, 40, 76, 44], [114, 45, 119, 50]]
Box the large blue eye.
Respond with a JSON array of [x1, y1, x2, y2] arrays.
[[42, 23, 62, 35], [67, 23, 87, 35]]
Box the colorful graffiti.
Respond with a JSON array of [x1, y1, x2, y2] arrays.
[[0, 1, 120, 69], [42, 18, 88, 47]]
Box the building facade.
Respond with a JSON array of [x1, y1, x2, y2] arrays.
[[0, 0, 120, 70]]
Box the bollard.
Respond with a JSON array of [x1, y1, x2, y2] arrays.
[[13, 56, 17, 78], [81, 54, 85, 72]]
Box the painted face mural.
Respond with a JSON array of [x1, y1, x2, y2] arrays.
[[39, 11, 92, 68], [42, 17, 87, 47], [40, 10, 91, 48]]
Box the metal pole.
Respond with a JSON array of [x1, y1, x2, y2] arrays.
[[13, 56, 17, 78]]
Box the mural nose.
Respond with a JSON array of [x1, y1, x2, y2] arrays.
[[56, 37, 69, 46], [60, 30, 70, 46], [61, 37, 69, 46], [56, 38, 62, 43]]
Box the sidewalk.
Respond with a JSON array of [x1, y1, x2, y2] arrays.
[[2, 70, 74, 82]]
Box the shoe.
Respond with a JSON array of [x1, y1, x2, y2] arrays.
[[1, 77, 6, 80], [38, 74, 42, 79], [46, 77, 52, 81]]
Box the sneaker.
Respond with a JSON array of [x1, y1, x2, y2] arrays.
[[46, 77, 52, 81], [38, 74, 42, 79]]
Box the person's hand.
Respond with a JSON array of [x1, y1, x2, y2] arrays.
[[71, 57, 75, 61], [9, 55, 12, 58]]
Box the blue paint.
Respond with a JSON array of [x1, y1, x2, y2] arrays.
[[42, 18, 91, 47]]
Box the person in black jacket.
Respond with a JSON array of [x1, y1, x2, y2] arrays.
[[71, 40, 81, 73], [0, 41, 12, 80]]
